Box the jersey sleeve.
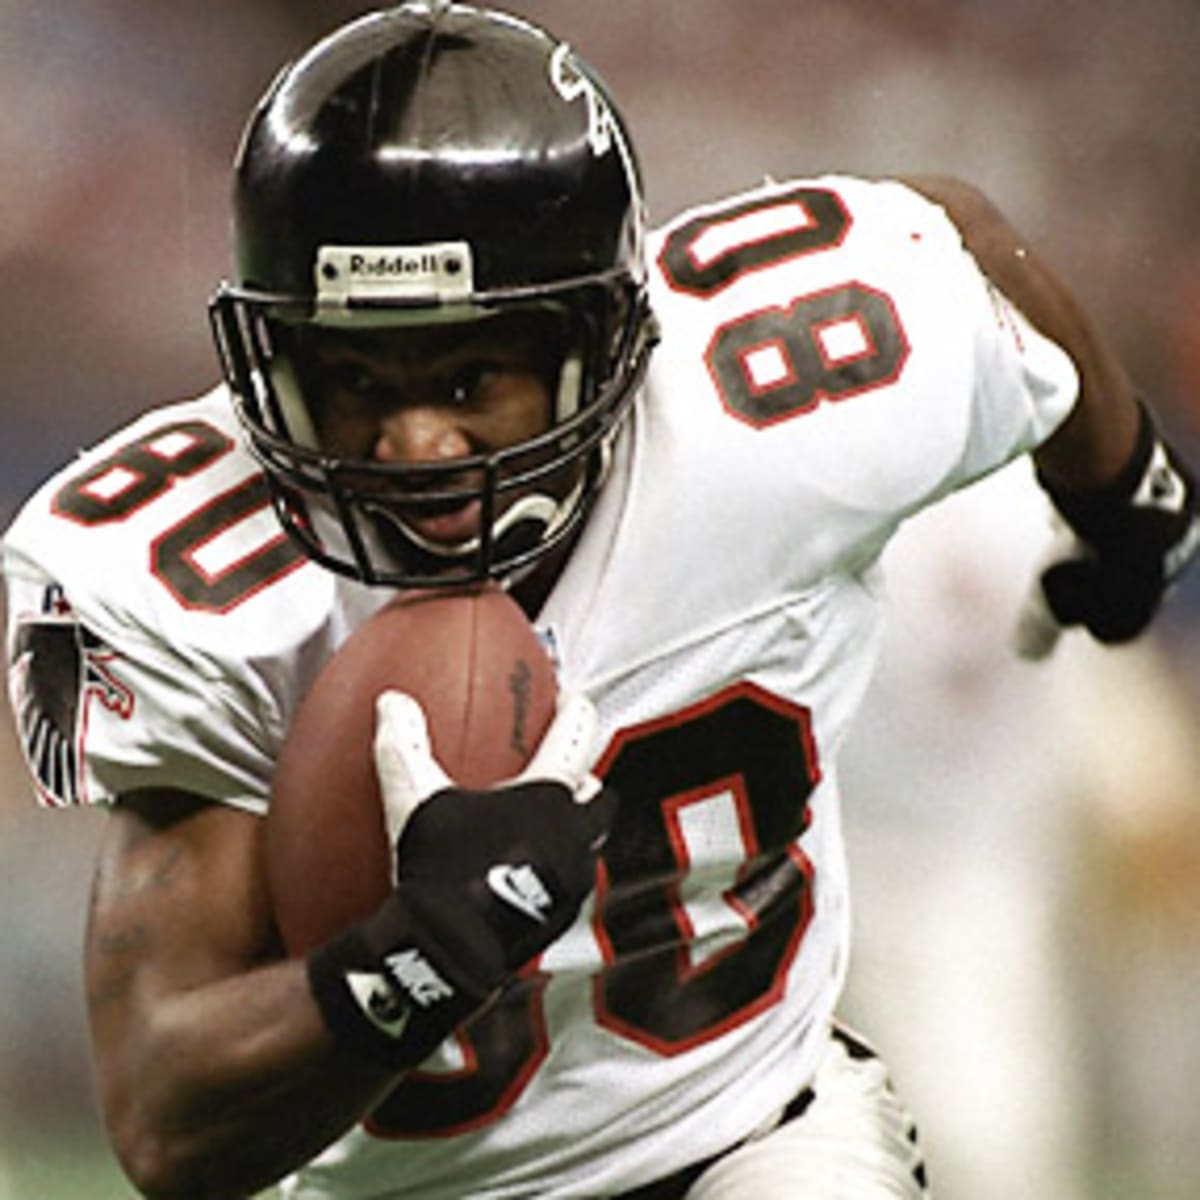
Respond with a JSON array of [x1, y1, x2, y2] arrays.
[[811, 177, 1078, 505], [641, 174, 1080, 590], [952, 249, 1079, 490], [4, 543, 277, 812], [0, 392, 339, 815]]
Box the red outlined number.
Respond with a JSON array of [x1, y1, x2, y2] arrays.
[[366, 682, 822, 1138], [708, 284, 909, 427], [53, 421, 232, 526], [150, 475, 306, 613], [591, 683, 818, 1054], [51, 419, 306, 612], [367, 971, 551, 1140], [658, 184, 910, 425], [659, 185, 850, 297]]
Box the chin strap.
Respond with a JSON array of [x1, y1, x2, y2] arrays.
[[364, 472, 587, 563]]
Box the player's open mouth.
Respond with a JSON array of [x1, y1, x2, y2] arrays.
[[405, 498, 482, 546]]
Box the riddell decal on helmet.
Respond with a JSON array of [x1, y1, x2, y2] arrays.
[[549, 44, 615, 158], [315, 243, 475, 306]]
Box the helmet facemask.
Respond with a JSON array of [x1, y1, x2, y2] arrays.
[[212, 279, 654, 587]]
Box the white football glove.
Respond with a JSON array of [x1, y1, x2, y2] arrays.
[[373, 689, 603, 870]]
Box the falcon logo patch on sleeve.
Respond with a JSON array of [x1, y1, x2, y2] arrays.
[[8, 589, 134, 806]]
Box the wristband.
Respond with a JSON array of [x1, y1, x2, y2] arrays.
[[1037, 401, 1193, 556], [1037, 403, 1150, 533], [307, 892, 496, 1069]]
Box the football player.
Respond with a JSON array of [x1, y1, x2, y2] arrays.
[[4, 4, 1197, 1198]]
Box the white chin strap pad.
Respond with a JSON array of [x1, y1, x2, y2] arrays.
[[392, 489, 566, 559]]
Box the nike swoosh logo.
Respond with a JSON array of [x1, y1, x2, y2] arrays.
[[345, 970, 411, 1039], [1137, 443, 1187, 514], [486, 863, 552, 923]]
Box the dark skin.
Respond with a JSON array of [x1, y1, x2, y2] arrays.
[[86, 792, 395, 1198], [297, 311, 566, 464], [292, 310, 583, 564], [85, 180, 1141, 1199]]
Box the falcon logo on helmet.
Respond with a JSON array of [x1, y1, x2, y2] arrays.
[[549, 44, 616, 158]]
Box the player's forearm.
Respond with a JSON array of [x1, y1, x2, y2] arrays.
[[98, 957, 396, 1199], [87, 799, 395, 1198]]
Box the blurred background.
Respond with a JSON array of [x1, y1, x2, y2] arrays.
[[2, 1, 1199, 1196]]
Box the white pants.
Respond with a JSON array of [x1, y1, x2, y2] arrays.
[[685, 1028, 929, 1200]]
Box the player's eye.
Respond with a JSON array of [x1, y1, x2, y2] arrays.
[[446, 363, 497, 408], [331, 364, 384, 399]]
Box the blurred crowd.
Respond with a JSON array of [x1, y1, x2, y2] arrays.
[[2, 2, 1199, 1196]]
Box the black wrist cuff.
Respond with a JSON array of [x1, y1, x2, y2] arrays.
[[307, 897, 492, 1070], [1036, 401, 1158, 542], [308, 926, 418, 1069]]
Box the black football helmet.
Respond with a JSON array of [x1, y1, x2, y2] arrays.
[[210, 2, 657, 587]]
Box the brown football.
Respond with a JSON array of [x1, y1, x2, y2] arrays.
[[267, 584, 558, 955]]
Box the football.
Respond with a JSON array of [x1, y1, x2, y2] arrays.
[[267, 584, 559, 955]]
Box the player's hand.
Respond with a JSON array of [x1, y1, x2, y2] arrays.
[[1013, 518, 1088, 660], [308, 690, 616, 1069], [373, 688, 604, 853], [377, 687, 613, 963], [1029, 407, 1200, 650]]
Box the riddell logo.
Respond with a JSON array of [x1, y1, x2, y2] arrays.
[[347, 252, 462, 279], [315, 241, 474, 303]]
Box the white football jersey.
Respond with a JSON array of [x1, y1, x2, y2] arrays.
[[2, 176, 1076, 1198]]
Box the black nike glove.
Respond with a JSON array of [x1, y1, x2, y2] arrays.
[[308, 692, 616, 1069], [1035, 402, 1200, 644]]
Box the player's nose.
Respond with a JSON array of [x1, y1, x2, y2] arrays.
[[374, 407, 472, 465]]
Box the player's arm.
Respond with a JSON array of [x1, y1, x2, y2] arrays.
[[901, 174, 1200, 641], [87, 695, 612, 1199], [86, 790, 397, 1199]]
